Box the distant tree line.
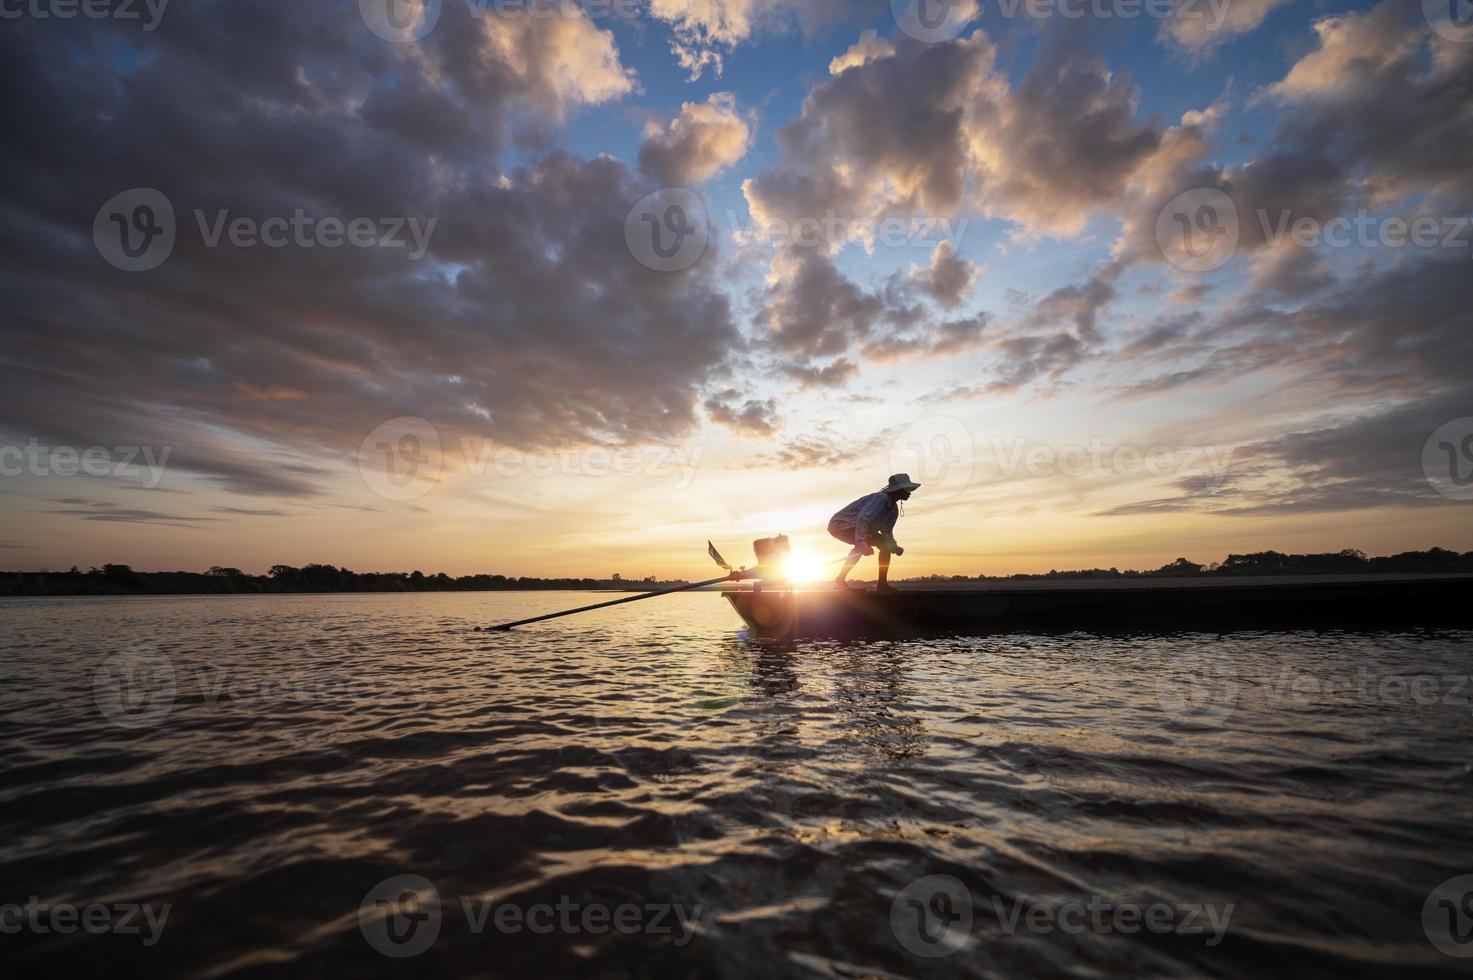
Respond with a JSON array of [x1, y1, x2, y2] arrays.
[[906, 548, 1473, 583], [3, 548, 1471, 597], [0, 563, 689, 597]]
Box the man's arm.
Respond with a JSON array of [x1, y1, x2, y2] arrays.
[[860, 497, 909, 555], [853, 493, 888, 555]]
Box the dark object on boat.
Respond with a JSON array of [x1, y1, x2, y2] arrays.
[[724, 574, 1473, 640], [751, 535, 792, 581]]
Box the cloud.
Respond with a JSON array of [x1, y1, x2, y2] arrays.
[[745, 33, 1001, 228], [865, 313, 988, 362], [1021, 261, 1123, 345], [1246, 240, 1336, 300], [743, 30, 1162, 388], [1106, 251, 1473, 512], [0, 5, 739, 501], [1162, 0, 1294, 54], [756, 247, 988, 371], [829, 28, 895, 75], [1264, 2, 1473, 207], [915, 241, 979, 309], [1267, 2, 1419, 102], [477, 4, 636, 112], [971, 47, 1161, 236], [51, 498, 216, 527], [759, 433, 871, 469], [1101, 389, 1469, 516], [986, 333, 1087, 392], [1117, 311, 1205, 358], [648, 0, 861, 79], [639, 93, 753, 186], [759, 249, 887, 358], [704, 388, 781, 435], [212, 506, 293, 517], [1123, 2, 1469, 279], [783, 357, 860, 389], [1123, 249, 1473, 400]]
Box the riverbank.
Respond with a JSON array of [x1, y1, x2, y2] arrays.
[[4, 549, 1469, 598]]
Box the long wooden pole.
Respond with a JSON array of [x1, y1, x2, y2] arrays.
[[480, 574, 734, 631]]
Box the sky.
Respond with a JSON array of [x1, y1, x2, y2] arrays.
[[0, 0, 1470, 578]]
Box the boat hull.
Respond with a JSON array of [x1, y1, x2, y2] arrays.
[[723, 576, 1473, 640]]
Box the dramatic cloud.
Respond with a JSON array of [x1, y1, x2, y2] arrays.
[[1101, 387, 1469, 516], [746, 34, 1000, 227], [0, 4, 738, 504], [639, 93, 753, 186], [1108, 250, 1473, 511], [756, 248, 986, 369], [970, 48, 1161, 236], [742, 29, 1154, 234], [1265, 2, 1473, 207], [1127, 2, 1469, 277], [477, 5, 636, 111], [2, 0, 1468, 572], [743, 29, 1161, 387], [760, 250, 887, 358], [749, 28, 1165, 238]]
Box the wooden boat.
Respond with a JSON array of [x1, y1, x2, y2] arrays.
[[723, 574, 1473, 641]]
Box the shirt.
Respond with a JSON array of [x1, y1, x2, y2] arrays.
[[830, 492, 900, 545]]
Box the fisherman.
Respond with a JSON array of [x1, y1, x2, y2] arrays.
[[828, 473, 920, 591]]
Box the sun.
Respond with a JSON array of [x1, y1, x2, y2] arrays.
[[781, 550, 829, 584]]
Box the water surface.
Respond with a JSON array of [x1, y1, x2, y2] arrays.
[[1, 592, 1469, 977]]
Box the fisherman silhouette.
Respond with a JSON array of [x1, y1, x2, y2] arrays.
[[828, 473, 920, 591]]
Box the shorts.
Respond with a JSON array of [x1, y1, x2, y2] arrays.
[[827, 520, 887, 551]]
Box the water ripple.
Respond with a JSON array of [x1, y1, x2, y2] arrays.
[[0, 593, 1469, 977]]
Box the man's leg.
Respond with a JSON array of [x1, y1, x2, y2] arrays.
[[831, 522, 863, 585], [871, 529, 896, 589]]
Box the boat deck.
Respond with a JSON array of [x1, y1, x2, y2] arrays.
[[722, 574, 1473, 640]]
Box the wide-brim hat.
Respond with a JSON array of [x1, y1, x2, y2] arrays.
[[881, 472, 921, 493]]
